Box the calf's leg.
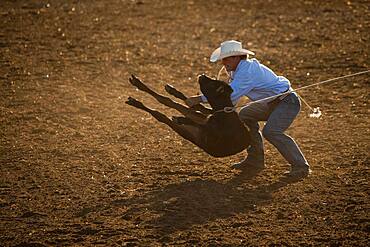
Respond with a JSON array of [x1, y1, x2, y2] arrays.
[[164, 84, 187, 101], [129, 75, 207, 125], [126, 97, 202, 146], [165, 84, 213, 115]]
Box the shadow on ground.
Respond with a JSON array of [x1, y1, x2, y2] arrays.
[[112, 167, 302, 236]]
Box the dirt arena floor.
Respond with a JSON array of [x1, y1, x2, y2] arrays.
[[1, 0, 369, 246]]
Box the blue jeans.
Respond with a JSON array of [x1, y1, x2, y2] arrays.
[[238, 93, 309, 168]]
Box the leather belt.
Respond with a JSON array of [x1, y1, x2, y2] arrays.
[[277, 91, 291, 101], [267, 90, 291, 108]]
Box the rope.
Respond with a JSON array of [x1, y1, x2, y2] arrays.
[[217, 65, 225, 80], [296, 93, 315, 112], [296, 93, 322, 118], [290, 70, 370, 92], [217, 69, 370, 114]]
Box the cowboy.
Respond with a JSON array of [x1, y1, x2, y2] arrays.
[[186, 40, 310, 177]]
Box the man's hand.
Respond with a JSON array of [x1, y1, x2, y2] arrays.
[[185, 96, 202, 107]]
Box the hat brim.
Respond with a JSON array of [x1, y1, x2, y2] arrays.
[[210, 47, 255, 63]]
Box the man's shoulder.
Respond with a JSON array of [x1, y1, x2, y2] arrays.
[[233, 60, 255, 79], [241, 58, 260, 67], [239, 58, 260, 72]]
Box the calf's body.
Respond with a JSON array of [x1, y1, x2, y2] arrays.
[[126, 75, 250, 157]]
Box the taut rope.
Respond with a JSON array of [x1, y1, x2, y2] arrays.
[[216, 69, 370, 116]]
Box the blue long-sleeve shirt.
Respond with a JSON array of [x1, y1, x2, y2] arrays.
[[201, 59, 291, 105]]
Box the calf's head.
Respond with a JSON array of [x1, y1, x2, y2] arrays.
[[198, 74, 233, 110]]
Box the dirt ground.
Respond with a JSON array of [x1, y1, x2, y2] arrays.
[[1, 0, 369, 246]]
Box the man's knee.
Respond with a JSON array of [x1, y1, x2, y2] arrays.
[[262, 127, 280, 142]]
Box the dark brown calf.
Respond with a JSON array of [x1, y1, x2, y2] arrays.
[[126, 74, 250, 157]]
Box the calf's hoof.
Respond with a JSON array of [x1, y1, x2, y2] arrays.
[[129, 75, 147, 91], [126, 97, 145, 110]]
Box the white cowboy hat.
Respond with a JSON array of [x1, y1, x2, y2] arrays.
[[210, 40, 255, 62]]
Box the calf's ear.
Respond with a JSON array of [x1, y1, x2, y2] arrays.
[[197, 74, 203, 85]]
